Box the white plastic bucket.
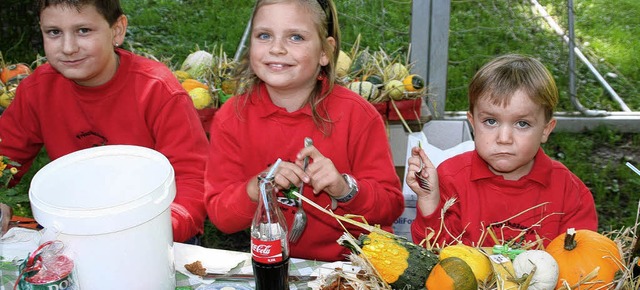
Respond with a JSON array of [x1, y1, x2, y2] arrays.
[[29, 145, 176, 290]]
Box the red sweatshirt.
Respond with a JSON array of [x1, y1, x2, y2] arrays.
[[0, 49, 208, 242], [412, 148, 598, 247], [205, 82, 404, 261]]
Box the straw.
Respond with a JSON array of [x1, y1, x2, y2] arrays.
[[258, 158, 282, 238], [265, 158, 282, 179], [626, 162, 640, 177]]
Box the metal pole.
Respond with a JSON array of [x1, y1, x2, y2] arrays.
[[234, 3, 257, 62], [567, 0, 591, 115], [234, 18, 252, 62], [531, 0, 628, 115]]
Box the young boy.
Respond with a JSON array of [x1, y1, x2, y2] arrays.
[[0, 0, 208, 243], [406, 54, 598, 247]]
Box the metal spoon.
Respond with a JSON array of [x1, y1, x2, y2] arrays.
[[289, 137, 312, 243]]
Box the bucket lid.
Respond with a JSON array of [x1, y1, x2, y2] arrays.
[[29, 145, 176, 235]]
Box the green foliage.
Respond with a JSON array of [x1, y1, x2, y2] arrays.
[[543, 126, 640, 231], [122, 0, 255, 67], [0, 0, 41, 63], [0, 149, 49, 217]]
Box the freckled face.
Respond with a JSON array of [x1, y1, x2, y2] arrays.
[[467, 90, 556, 180], [249, 2, 329, 95], [40, 5, 120, 86]]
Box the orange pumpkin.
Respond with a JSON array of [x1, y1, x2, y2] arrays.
[[546, 228, 622, 289], [1, 63, 31, 85]]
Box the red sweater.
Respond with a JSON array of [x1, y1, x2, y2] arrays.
[[0, 49, 209, 242], [205, 83, 404, 261], [412, 148, 598, 247]]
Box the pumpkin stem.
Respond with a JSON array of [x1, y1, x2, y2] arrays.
[[563, 228, 577, 251]]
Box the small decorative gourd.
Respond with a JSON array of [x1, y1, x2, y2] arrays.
[[0, 63, 31, 85], [426, 256, 478, 290], [512, 250, 558, 290], [546, 228, 622, 289], [439, 243, 493, 283]]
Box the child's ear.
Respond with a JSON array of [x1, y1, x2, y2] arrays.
[[466, 111, 475, 130], [319, 37, 336, 66], [112, 15, 128, 47], [541, 118, 557, 143]]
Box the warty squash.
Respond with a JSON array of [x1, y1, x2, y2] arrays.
[[339, 232, 438, 289], [546, 228, 622, 289]]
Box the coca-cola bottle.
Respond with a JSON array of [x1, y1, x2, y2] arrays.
[[251, 173, 290, 290]]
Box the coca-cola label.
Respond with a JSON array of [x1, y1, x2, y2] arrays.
[[251, 238, 283, 264]]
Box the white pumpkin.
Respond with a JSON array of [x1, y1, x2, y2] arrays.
[[513, 250, 559, 290]]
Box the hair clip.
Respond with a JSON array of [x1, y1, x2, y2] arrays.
[[317, 0, 329, 10]]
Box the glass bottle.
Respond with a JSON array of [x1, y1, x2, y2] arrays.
[[251, 173, 290, 290]]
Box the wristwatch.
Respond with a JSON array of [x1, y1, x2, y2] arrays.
[[331, 174, 359, 210], [336, 174, 358, 203]]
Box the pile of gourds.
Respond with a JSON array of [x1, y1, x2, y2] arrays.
[[0, 62, 32, 110], [173, 48, 236, 111], [339, 228, 626, 290], [337, 46, 426, 104]]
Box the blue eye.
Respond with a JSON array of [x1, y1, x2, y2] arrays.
[[290, 34, 303, 41], [484, 119, 497, 126], [516, 121, 530, 128], [257, 33, 270, 40]]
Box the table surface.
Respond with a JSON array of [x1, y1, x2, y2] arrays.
[[1, 251, 326, 290]]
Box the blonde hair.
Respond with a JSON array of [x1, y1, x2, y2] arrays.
[[468, 54, 558, 121], [234, 0, 341, 135]]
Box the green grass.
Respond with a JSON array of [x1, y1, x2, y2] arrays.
[[2, 0, 639, 248]]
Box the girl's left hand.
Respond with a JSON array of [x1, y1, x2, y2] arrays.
[[296, 145, 350, 198]]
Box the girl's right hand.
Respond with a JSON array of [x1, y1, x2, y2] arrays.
[[246, 160, 308, 202]]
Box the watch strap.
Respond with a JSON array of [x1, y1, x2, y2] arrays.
[[335, 174, 358, 203]]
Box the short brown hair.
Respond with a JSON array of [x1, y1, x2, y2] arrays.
[[468, 54, 558, 121], [36, 0, 124, 26]]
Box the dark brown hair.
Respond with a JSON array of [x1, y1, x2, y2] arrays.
[[36, 0, 124, 26]]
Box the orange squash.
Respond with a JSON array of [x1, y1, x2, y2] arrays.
[[546, 228, 622, 289], [181, 78, 209, 93], [426, 257, 478, 290], [1, 63, 31, 85]]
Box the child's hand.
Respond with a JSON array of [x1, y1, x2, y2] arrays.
[[407, 146, 440, 215], [296, 145, 348, 198]]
